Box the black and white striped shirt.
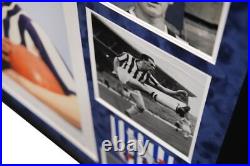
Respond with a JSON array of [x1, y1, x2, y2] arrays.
[[2, 3, 75, 95], [118, 52, 159, 87]]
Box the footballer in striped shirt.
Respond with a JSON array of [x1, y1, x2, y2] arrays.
[[113, 52, 190, 118]]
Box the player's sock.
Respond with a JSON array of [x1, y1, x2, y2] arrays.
[[122, 87, 131, 98], [125, 105, 143, 117]]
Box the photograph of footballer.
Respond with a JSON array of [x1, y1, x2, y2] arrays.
[[86, 10, 211, 162], [103, 2, 230, 63], [2, 3, 98, 159], [2, 2, 81, 129]]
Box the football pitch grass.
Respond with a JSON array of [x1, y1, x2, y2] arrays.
[[98, 82, 192, 156]]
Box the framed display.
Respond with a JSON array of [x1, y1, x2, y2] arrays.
[[2, 2, 98, 162], [64, 2, 247, 163], [2, 2, 247, 164]]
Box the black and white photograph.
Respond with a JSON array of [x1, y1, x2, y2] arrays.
[[103, 2, 230, 64], [86, 9, 211, 162]]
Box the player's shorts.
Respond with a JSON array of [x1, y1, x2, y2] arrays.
[[117, 67, 160, 101], [117, 67, 131, 84]]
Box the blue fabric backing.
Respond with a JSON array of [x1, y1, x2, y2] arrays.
[[76, 2, 247, 163]]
